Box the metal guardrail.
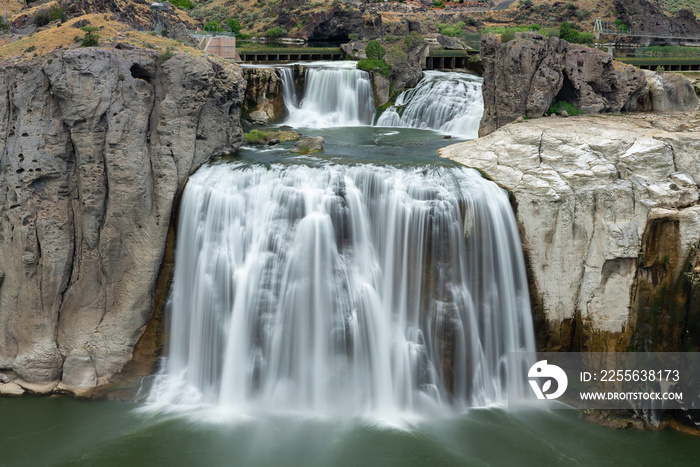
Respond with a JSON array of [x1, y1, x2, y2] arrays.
[[593, 18, 700, 42], [189, 29, 236, 37]]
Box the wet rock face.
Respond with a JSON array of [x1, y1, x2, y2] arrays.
[[242, 68, 286, 124], [0, 48, 245, 395], [441, 112, 700, 353]]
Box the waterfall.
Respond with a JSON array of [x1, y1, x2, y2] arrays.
[[281, 62, 375, 128], [149, 162, 535, 416], [375, 71, 484, 138]]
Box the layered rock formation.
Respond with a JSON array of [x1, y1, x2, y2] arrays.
[[441, 112, 700, 353], [0, 48, 245, 397]]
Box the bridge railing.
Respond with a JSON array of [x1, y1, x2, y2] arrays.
[[594, 18, 700, 41]]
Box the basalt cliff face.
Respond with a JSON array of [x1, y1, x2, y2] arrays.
[[442, 112, 700, 353], [0, 48, 245, 397]]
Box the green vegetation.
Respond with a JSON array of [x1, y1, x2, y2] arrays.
[[657, 0, 700, 15], [160, 46, 176, 62], [81, 26, 100, 47], [264, 27, 287, 39], [244, 129, 272, 144], [35, 6, 65, 27], [204, 21, 223, 32], [484, 23, 593, 45], [635, 46, 700, 57], [170, 0, 194, 9], [438, 21, 465, 37], [655, 65, 666, 73], [613, 19, 628, 33], [348, 33, 360, 41], [365, 40, 386, 60], [0, 17, 8, 33], [546, 100, 581, 116], [385, 45, 408, 68], [433, 0, 446, 8], [404, 32, 424, 50], [358, 58, 390, 76], [559, 22, 594, 44], [226, 18, 242, 35], [25, 45, 36, 53]]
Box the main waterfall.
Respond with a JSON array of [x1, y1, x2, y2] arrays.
[[150, 162, 535, 416], [375, 71, 484, 138]]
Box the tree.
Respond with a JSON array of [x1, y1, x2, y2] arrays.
[[365, 40, 386, 60], [226, 18, 242, 35]]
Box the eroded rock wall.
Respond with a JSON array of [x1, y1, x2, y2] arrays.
[[441, 112, 700, 353], [0, 48, 244, 396], [479, 33, 698, 137]]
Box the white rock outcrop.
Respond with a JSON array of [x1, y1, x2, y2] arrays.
[[441, 112, 700, 350]]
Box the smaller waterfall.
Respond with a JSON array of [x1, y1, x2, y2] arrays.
[[376, 71, 483, 139], [282, 62, 375, 128]]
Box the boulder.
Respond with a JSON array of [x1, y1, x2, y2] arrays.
[[630, 71, 700, 112], [562, 44, 646, 113], [291, 136, 324, 153], [437, 34, 469, 50]]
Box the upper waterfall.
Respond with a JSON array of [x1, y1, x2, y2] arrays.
[[281, 62, 375, 128], [375, 71, 484, 138], [149, 162, 535, 416]]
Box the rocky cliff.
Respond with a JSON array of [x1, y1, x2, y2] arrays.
[[478, 33, 699, 136], [0, 48, 245, 397], [441, 112, 700, 353]]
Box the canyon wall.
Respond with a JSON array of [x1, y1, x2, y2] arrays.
[[0, 48, 245, 397]]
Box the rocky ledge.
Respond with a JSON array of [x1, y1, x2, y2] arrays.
[[0, 48, 245, 397], [441, 112, 700, 353]]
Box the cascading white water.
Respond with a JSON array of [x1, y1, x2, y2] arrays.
[[150, 162, 535, 416], [375, 71, 484, 138], [282, 62, 375, 128]]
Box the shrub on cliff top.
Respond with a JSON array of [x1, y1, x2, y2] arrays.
[[35, 6, 65, 27], [81, 26, 100, 47], [438, 22, 464, 37], [385, 45, 408, 68], [365, 40, 386, 60], [404, 31, 424, 50], [358, 58, 390, 77]]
